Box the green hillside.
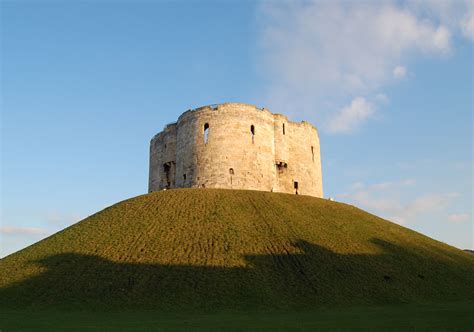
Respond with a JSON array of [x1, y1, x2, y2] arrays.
[[1, 189, 473, 311]]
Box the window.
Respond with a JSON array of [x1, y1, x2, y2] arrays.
[[183, 174, 187, 181], [204, 123, 209, 144], [250, 125, 255, 143], [311, 146, 314, 161], [294, 181, 298, 189], [276, 161, 287, 173], [229, 168, 234, 175], [163, 163, 171, 188], [283, 123, 286, 135]]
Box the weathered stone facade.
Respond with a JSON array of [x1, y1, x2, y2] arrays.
[[149, 103, 323, 197]]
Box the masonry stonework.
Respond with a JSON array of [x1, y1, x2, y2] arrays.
[[149, 103, 323, 197]]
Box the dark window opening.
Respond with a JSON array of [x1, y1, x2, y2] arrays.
[[163, 163, 171, 188], [250, 125, 255, 144], [229, 168, 234, 175], [294, 181, 298, 189], [164, 143, 167, 149], [204, 123, 209, 144], [311, 146, 314, 161], [283, 123, 286, 135], [183, 174, 186, 181], [276, 161, 288, 173]]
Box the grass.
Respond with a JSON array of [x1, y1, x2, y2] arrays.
[[1, 189, 473, 313], [2, 301, 474, 331]]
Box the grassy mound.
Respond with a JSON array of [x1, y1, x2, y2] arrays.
[[1, 189, 473, 311]]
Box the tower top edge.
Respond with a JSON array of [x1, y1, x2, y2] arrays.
[[151, 102, 319, 140]]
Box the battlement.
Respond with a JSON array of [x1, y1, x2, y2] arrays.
[[177, 103, 267, 122], [148, 102, 323, 197]]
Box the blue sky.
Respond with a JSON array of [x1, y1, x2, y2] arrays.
[[1, 1, 472, 257]]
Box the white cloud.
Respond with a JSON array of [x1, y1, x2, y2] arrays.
[[0, 212, 84, 257], [369, 178, 416, 190], [432, 26, 451, 50], [375, 93, 389, 104], [338, 179, 459, 225], [448, 213, 470, 223], [393, 66, 407, 79], [0, 225, 49, 236], [461, 9, 474, 40], [409, 0, 473, 41], [350, 181, 365, 191], [351, 190, 402, 213], [258, 1, 472, 132], [383, 192, 459, 225], [44, 211, 83, 227], [399, 193, 459, 220], [327, 97, 374, 133]]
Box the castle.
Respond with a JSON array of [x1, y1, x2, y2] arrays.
[[148, 103, 323, 197]]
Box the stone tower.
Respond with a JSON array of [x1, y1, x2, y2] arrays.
[[148, 102, 323, 197]]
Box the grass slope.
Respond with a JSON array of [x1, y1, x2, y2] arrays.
[[1, 189, 473, 311]]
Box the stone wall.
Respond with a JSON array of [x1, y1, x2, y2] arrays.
[[149, 103, 323, 198], [149, 123, 177, 190]]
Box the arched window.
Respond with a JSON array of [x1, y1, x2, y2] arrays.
[[203, 123, 209, 144], [229, 168, 234, 185], [311, 146, 314, 161], [283, 123, 286, 135], [250, 125, 255, 143]]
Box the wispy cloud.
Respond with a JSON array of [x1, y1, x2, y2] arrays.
[[392, 192, 460, 225], [338, 179, 459, 225], [375, 93, 389, 104], [393, 66, 407, 79], [448, 213, 470, 223], [461, 11, 474, 40], [259, 0, 472, 133], [369, 179, 416, 190], [44, 211, 83, 227], [409, 0, 474, 40], [327, 97, 374, 133], [0, 226, 50, 236]]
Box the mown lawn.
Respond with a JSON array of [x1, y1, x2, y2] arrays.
[[2, 190, 474, 311], [2, 301, 473, 331], [2, 189, 474, 331]]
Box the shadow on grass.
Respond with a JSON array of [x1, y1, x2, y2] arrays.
[[1, 239, 473, 311]]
